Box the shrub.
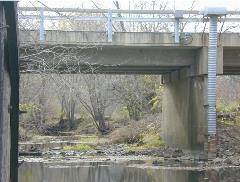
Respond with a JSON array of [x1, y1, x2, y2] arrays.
[[217, 101, 240, 113], [110, 126, 141, 144], [149, 86, 164, 113], [110, 115, 162, 145], [217, 101, 240, 125], [19, 126, 33, 141], [20, 102, 40, 114], [141, 128, 164, 148], [111, 106, 130, 123]]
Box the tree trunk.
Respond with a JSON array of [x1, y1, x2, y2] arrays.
[[127, 104, 140, 121], [94, 111, 108, 133], [39, 77, 46, 125], [69, 98, 75, 130], [60, 97, 65, 121]]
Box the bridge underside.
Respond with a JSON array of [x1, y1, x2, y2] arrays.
[[20, 64, 187, 74], [20, 45, 240, 75], [20, 46, 195, 74]]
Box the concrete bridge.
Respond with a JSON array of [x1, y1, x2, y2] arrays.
[[20, 30, 240, 75], [19, 30, 240, 156], [18, 7, 240, 158]]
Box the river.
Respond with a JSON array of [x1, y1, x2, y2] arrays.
[[18, 157, 240, 182]]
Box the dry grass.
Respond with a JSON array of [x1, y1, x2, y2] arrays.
[[109, 114, 161, 144], [63, 143, 95, 151]]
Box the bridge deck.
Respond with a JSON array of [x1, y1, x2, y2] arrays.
[[20, 30, 240, 47], [19, 31, 240, 75]]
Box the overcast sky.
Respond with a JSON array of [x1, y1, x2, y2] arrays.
[[18, 0, 240, 10]]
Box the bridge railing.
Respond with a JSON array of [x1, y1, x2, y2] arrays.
[[18, 7, 240, 43]]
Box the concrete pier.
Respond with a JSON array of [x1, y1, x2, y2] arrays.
[[161, 45, 221, 156], [162, 69, 207, 155]]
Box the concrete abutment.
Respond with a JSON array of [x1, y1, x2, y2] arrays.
[[162, 70, 208, 156], [162, 46, 223, 157]]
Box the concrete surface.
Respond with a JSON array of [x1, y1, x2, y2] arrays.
[[162, 68, 207, 153], [19, 30, 240, 48], [19, 30, 240, 74]]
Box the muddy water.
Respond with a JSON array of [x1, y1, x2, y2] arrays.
[[19, 160, 240, 182]]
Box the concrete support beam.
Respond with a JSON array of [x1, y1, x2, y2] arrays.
[[86, 48, 195, 66], [20, 47, 196, 74], [162, 69, 207, 156], [194, 46, 223, 75]]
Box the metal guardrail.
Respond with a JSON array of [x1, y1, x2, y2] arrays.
[[18, 7, 240, 43]]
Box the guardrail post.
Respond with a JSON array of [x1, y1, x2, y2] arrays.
[[107, 10, 112, 42], [39, 8, 45, 42], [174, 10, 183, 43]]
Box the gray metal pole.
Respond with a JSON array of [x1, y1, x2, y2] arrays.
[[40, 8, 45, 42], [174, 18, 180, 43], [208, 15, 218, 136], [203, 7, 226, 158], [107, 10, 113, 42]]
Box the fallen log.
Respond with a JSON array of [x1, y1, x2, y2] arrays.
[[19, 151, 42, 156]]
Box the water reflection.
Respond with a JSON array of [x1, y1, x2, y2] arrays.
[[18, 160, 240, 182]]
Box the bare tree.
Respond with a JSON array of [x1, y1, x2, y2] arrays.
[[75, 74, 113, 133], [112, 75, 160, 121], [55, 75, 77, 130], [113, 1, 127, 32]]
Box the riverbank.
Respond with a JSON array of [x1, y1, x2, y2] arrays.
[[18, 122, 240, 169]]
